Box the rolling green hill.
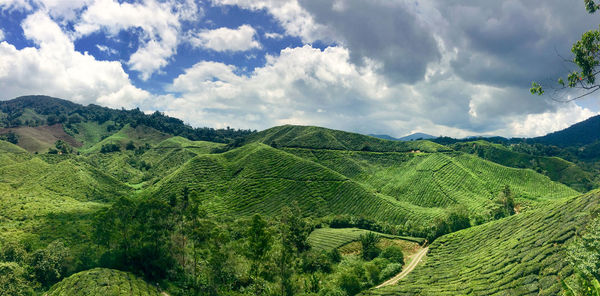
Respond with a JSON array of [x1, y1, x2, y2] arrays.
[[246, 125, 448, 153], [284, 148, 577, 218], [365, 190, 600, 296], [46, 268, 162, 296], [146, 142, 576, 232], [452, 140, 596, 192], [147, 143, 435, 223]]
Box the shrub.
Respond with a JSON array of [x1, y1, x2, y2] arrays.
[[380, 263, 403, 281], [381, 246, 404, 265]]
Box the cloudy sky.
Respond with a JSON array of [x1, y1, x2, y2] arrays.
[[0, 0, 598, 138]]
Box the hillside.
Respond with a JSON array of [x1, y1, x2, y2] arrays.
[[284, 148, 577, 218], [147, 142, 435, 224], [365, 190, 600, 296], [0, 96, 254, 149], [246, 125, 448, 153], [452, 140, 596, 191], [46, 268, 162, 296]]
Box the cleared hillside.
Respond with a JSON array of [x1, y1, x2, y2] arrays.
[[46, 268, 161, 296], [365, 190, 600, 296], [246, 125, 448, 152]]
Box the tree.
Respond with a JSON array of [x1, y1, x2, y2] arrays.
[[0, 262, 33, 296], [531, 1, 600, 101], [247, 214, 272, 277], [359, 232, 381, 261], [28, 240, 70, 288]]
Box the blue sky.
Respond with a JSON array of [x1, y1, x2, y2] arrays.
[[0, 0, 598, 138]]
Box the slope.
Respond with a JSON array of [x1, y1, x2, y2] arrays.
[[82, 124, 171, 154], [247, 125, 448, 153], [366, 190, 600, 296], [452, 140, 595, 192], [0, 124, 82, 153], [147, 143, 442, 224], [284, 148, 577, 220], [46, 268, 162, 296]]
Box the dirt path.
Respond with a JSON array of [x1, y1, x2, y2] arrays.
[[375, 246, 429, 289]]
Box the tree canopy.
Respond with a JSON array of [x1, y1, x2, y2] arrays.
[[531, 0, 600, 101]]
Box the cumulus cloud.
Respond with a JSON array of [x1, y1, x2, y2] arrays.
[[0, 11, 150, 108], [161, 45, 388, 131], [75, 0, 181, 80], [298, 0, 440, 84], [210, 0, 333, 42], [188, 25, 261, 52]]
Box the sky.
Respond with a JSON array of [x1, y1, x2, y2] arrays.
[[0, 0, 599, 138]]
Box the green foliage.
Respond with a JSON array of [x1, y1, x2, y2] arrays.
[[46, 268, 161, 296], [28, 240, 70, 288], [0, 95, 255, 144], [360, 232, 381, 261], [307, 228, 421, 252], [380, 246, 404, 265], [366, 191, 600, 295], [380, 263, 403, 282], [246, 125, 448, 153], [0, 131, 18, 144], [451, 140, 597, 192], [100, 143, 120, 153], [531, 1, 600, 100], [0, 262, 33, 296]]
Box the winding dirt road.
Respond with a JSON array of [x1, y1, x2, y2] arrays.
[[375, 247, 429, 289]]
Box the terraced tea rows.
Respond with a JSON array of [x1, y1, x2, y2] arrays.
[[365, 190, 600, 296], [247, 125, 448, 152], [308, 227, 424, 251], [46, 268, 161, 296], [148, 143, 441, 223], [284, 148, 577, 219]]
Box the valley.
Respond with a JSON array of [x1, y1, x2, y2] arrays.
[[0, 96, 599, 295]]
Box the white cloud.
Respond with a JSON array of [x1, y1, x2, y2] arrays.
[[264, 32, 284, 39], [507, 104, 598, 137], [0, 11, 150, 108], [75, 0, 181, 80], [189, 25, 261, 52], [96, 44, 117, 55], [159, 45, 390, 131], [211, 0, 333, 43], [0, 0, 31, 11], [0, 29, 4, 41]]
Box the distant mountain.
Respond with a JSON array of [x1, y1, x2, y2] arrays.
[[368, 134, 400, 141], [399, 132, 436, 141], [369, 132, 436, 141], [531, 114, 600, 147]]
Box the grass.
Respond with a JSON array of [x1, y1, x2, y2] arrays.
[[365, 190, 600, 296], [308, 227, 424, 251], [46, 268, 162, 296]]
